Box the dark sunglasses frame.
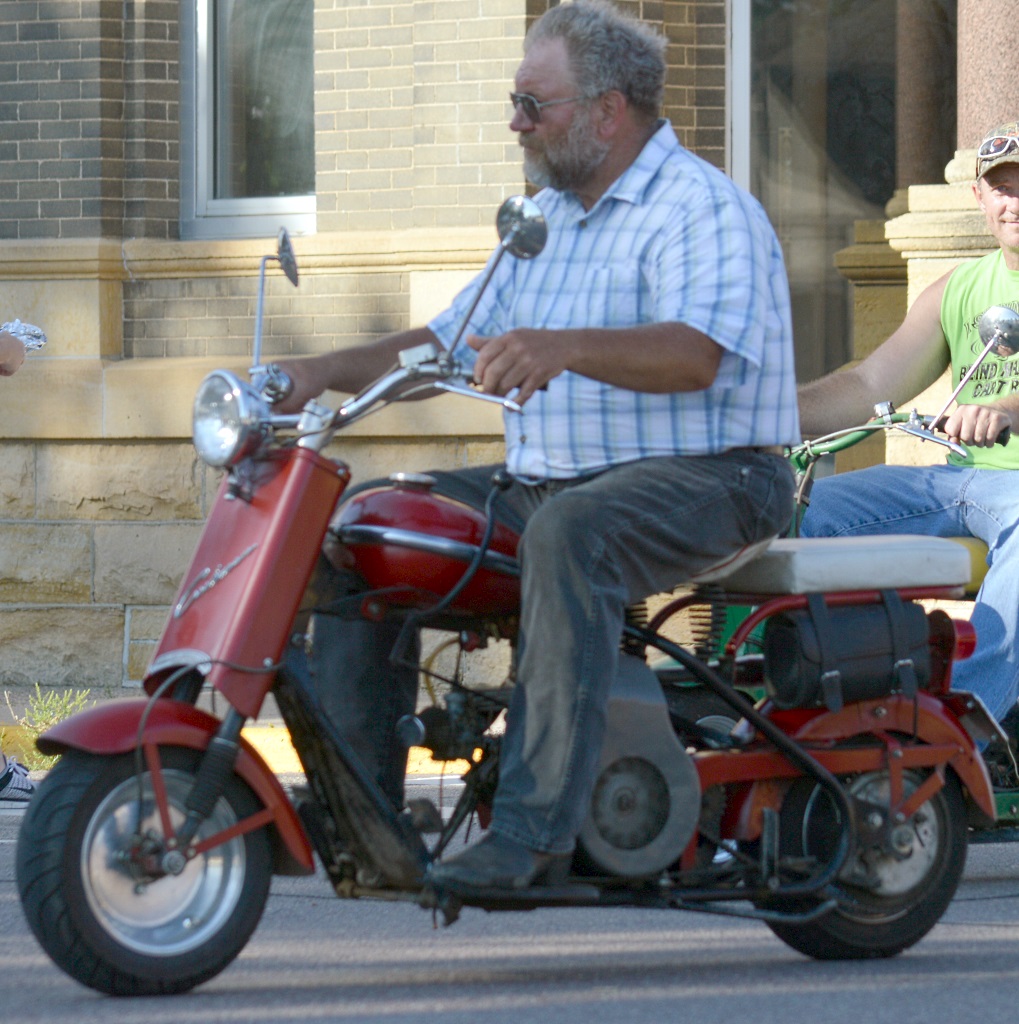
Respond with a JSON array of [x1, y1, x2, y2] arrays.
[[509, 91, 583, 124]]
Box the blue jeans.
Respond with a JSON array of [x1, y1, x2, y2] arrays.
[[801, 464, 1019, 721], [307, 451, 794, 854]]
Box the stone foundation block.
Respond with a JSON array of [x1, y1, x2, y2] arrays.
[[38, 443, 203, 521], [93, 523, 204, 605], [0, 523, 92, 603], [125, 605, 172, 683], [0, 605, 124, 689], [0, 444, 35, 519]]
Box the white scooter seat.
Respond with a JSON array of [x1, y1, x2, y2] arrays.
[[713, 535, 972, 595]]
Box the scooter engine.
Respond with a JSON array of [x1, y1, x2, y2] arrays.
[[575, 654, 701, 879]]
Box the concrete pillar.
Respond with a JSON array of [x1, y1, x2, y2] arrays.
[[956, 0, 1019, 150], [895, 0, 957, 191]]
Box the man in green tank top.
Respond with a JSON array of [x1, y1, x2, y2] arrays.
[[797, 122, 1019, 750]]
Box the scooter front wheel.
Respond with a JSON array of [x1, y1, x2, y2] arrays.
[[765, 767, 967, 960], [16, 746, 273, 995]]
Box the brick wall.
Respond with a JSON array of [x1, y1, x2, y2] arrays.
[[314, 0, 526, 234], [0, 1, 726, 243], [0, 0, 179, 241], [122, 1, 180, 239], [311, 0, 726, 235], [662, 0, 726, 167], [123, 259, 412, 360], [0, 0, 125, 239], [118, 0, 728, 361]]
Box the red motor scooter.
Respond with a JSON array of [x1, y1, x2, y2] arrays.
[[15, 200, 1000, 995]]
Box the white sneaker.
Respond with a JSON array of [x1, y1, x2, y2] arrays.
[[0, 756, 36, 812]]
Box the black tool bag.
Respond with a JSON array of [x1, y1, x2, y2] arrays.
[[762, 590, 930, 712]]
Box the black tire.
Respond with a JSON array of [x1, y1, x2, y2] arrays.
[[766, 768, 968, 960], [16, 747, 273, 995]]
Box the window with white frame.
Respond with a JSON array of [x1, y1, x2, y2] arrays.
[[181, 0, 316, 240]]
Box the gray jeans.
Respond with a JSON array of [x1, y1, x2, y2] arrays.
[[306, 451, 794, 853]]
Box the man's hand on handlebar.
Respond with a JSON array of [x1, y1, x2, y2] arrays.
[[936, 404, 1012, 448], [468, 329, 564, 405], [266, 359, 325, 414]]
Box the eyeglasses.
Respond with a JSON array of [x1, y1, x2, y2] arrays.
[[509, 92, 583, 124], [978, 133, 1019, 174]]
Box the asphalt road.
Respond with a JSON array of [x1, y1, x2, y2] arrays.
[[6, 776, 1019, 1024]]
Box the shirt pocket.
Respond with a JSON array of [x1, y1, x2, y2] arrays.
[[531, 261, 642, 330], [589, 262, 641, 329]]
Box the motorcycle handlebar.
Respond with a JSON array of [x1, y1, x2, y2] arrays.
[[329, 351, 521, 431], [254, 348, 523, 451], [789, 405, 1009, 473]]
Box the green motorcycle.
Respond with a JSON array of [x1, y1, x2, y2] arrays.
[[654, 396, 1019, 840]]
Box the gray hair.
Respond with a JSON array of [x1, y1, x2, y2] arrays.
[[526, 1, 667, 122]]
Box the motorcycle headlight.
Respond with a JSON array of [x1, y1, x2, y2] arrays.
[[192, 370, 270, 467]]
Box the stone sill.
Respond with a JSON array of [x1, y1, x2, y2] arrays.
[[0, 227, 498, 281], [0, 355, 506, 441]]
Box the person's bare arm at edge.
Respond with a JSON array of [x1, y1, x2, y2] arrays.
[[469, 321, 723, 405], [0, 332, 26, 376], [798, 275, 951, 437], [272, 327, 440, 414], [798, 272, 1016, 449]]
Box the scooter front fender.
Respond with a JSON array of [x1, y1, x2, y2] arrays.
[[38, 698, 314, 876]]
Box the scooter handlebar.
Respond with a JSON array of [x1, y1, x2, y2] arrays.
[[330, 346, 521, 430], [790, 403, 1012, 476]]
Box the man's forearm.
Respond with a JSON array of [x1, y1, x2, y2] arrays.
[[468, 321, 724, 404], [308, 328, 438, 393], [275, 327, 439, 411], [563, 322, 723, 393], [798, 367, 884, 437], [798, 273, 954, 438]]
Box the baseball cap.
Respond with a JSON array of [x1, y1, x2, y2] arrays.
[[976, 122, 1019, 179]]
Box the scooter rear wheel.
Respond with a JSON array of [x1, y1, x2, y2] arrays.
[[765, 767, 967, 960], [16, 746, 273, 995]]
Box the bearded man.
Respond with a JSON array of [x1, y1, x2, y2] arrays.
[[274, 0, 799, 894]]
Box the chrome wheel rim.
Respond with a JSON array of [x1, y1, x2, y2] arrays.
[[80, 768, 247, 956], [803, 770, 942, 919]]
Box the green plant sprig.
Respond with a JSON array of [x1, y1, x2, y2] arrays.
[[3, 684, 95, 771]]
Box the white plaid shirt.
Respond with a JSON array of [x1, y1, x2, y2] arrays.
[[429, 121, 800, 480]]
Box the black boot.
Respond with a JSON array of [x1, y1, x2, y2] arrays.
[[428, 832, 570, 893]]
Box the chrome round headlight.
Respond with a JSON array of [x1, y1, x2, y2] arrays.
[[192, 370, 270, 467]]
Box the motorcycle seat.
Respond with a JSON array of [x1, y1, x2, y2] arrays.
[[689, 536, 777, 584], [713, 534, 972, 596], [947, 536, 988, 596]]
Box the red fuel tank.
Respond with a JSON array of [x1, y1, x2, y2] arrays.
[[334, 477, 521, 616]]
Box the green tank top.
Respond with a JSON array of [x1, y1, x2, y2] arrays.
[[940, 249, 1019, 468]]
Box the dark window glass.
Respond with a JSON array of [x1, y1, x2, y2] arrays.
[[750, 0, 956, 380], [214, 0, 315, 200]]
